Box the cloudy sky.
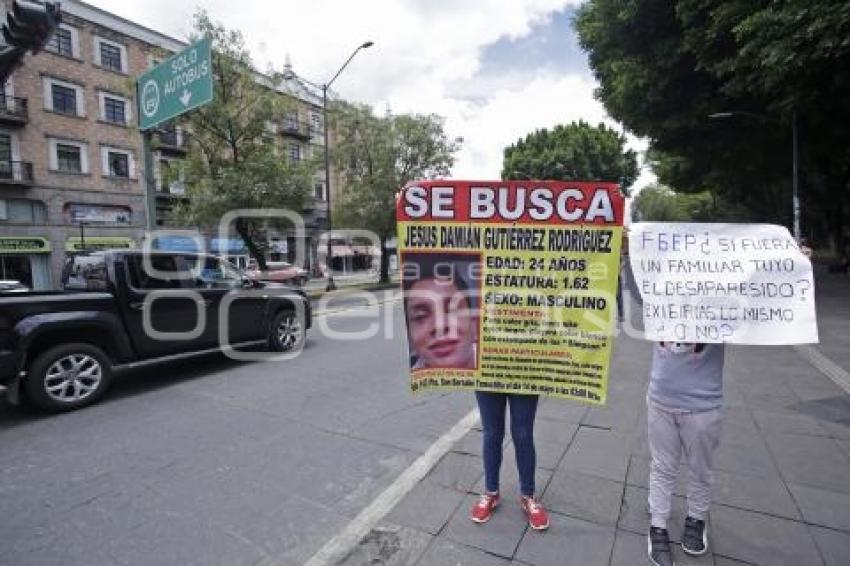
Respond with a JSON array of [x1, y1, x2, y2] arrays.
[[87, 0, 653, 191]]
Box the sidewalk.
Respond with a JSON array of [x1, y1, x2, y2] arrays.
[[342, 273, 850, 566]]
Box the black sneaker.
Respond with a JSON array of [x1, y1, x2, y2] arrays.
[[648, 526, 675, 566], [681, 516, 708, 555]]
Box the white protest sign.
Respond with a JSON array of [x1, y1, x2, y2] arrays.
[[630, 222, 818, 345]]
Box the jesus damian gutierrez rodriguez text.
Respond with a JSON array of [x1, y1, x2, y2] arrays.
[[403, 226, 614, 253]]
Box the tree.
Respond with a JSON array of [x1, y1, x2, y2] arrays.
[[575, 0, 850, 251], [332, 104, 460, 283], [632, 184, 748, 222], [501, 121, 639, 195], [632, 185, 686, 222], [170, 11, 316, 269]]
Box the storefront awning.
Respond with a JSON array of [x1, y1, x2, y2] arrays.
[[209, 237, 247, 254], [0, 237, 51, 254], [151, 235, 201, 252], [65, 237, 135, 252]]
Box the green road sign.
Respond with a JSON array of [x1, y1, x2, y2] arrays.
[[137, 37, 213, 130]]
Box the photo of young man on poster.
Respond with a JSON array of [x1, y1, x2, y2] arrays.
[[402, 253, 481, 370]]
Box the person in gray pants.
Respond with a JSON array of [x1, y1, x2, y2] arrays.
[[646, 341, 725, 566]]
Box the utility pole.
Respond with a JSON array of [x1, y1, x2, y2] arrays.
[[321, 41, 374, 291], [708, 110, 802, 241]]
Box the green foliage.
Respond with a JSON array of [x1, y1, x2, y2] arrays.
[[575, 0, 850, 250], [632, 184, 749, 222], [501, 121, 638, 195], [632, 185, 687, 222], [332, 104, 460, 282], [170, 11, 316, 267]]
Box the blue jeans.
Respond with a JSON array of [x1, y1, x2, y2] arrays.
[[475, 391, 539, 497]]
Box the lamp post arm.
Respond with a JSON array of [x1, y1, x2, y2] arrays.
[[707, 110, 778, 124], [327, 44, 369, 90]]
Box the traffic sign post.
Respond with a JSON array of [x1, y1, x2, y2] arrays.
[[137, 37, 214, 229]]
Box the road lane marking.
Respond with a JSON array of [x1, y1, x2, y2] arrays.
[[794, 345, 850, 395], [299, 408, 479, 566]]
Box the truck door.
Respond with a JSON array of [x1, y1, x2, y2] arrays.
[[183, 255, 266, 346], [122, 255, 212, 357]]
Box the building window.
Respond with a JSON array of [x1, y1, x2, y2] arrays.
[[284, 112, 299, 131], [49, 138, 88, 174], [288, 144, 301, 163], [158, 122, 183, 146], [0, 132, 11, 164], [57, 144, 82, 173], [99, 42, 123, 72], [156, 157, 185, 194], [0, 198, 47, 223], [44, 78, 84, 116], [52, 84, 77, 115], [107, 152, 129, 177], [314, 181, 325, 200], [103, 96, 126, 124], [46, 27, 73, 57], [100, 147, 134, 179], [310, 112, 322, 133]]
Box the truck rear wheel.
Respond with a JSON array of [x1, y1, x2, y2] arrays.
[[24, 343, 113, 412]]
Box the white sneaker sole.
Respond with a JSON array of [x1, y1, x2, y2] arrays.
[[647, 534, 675, 566], [681, 527, 708, 556]]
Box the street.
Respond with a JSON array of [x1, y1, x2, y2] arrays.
[[0, 290, 473, 565], [2, 280, 850, 566]]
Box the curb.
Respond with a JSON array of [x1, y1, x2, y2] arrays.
[[306, 281, 399, 300]]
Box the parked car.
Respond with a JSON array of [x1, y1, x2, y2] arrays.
[[0, 250, 311, 412], [245, 260, 309, 286], [0, 280, 29, 293]]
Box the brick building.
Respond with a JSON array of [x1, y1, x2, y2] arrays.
[[0, 0, 332, 289]]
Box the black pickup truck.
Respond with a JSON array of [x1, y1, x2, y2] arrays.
[[0, 250, 311, 412]]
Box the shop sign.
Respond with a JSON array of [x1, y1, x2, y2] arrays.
[[65, 237, 136, 251], [0, 237, 51, 253], [68, 204, 132, 225]]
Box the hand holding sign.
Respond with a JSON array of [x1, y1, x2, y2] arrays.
[[629, 223, 818, 345]]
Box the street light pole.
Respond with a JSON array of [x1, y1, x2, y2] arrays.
[[322, 40, 374, 292], [791, 110, 800, 241], [708, 110, 802, 241]]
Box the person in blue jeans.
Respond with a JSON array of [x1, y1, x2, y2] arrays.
[[470, 391, 549, 530]]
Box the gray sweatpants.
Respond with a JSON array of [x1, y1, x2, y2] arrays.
[[648, 398, 722, 530]]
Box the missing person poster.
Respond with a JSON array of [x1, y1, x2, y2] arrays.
[[629, 222, 818, 344], [397, 181, 625, 404]]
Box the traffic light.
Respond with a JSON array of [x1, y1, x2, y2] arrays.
[[0, 0, 60, 82], [3, 0, 60, 51]]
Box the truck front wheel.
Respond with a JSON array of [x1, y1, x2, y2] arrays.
[[24, 343, 113, 412]]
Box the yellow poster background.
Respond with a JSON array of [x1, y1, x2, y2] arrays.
[[399, 221, 623, 405]]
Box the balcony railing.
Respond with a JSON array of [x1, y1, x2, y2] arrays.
[[280, 120, 311, 140], [0, 96, 28, 123], [0, 161, 34, 184], [156, 181, 187, 198]]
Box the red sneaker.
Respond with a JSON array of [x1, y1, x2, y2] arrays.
[[521, 496, 550, 530], [470, 492, 500, 523]]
